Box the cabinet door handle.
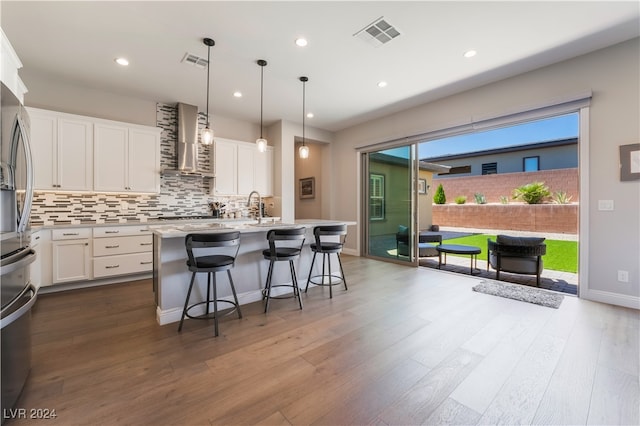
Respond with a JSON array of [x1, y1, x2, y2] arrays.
[[140, 261, 152, 265], [63, 232, 79, 236], [105, 230, 120, 234], [105, 245, 120, 248], [140, 242, 152, 246], [105, 265, 120, 269]]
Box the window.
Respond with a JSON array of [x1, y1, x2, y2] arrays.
[[482, 162, 497, 175], [369, 174, 385, 220], [440, 165, 471, 175], [523, 156, 540, 172]]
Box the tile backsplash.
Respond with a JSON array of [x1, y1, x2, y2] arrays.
[[30, 103, 258, 225]]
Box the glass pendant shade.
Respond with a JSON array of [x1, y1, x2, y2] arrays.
[[299, 144, 309, 159], [256, 138, 267, 152], [201, 126, 214, 145]]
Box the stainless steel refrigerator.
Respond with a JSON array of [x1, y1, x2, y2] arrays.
[[1, 81, 37, 419]]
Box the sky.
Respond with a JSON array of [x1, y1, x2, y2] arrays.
[[381, 113, 579, 159], [419, 113, 579, 159]]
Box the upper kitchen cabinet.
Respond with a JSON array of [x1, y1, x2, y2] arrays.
[[94, 123, 160, 193], [213, 138, 273, 196], [29, 108, 93, 191], [1, 28, 28, 103], [213, 139, 237, 195]]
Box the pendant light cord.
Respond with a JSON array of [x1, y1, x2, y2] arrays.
[[302, 79, 306, 145], [205, 44, 211, 127], [260, 64, 264, 139]]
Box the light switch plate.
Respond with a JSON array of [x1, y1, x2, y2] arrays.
[[598, 200, 614, 211]]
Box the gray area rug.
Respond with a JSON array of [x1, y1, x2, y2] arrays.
[[472, 280, 564, 309]]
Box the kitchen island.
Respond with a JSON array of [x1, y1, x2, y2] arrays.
[[151, 219, 355, 325]]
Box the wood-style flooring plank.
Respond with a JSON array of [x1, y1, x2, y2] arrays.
[[10, 255, 640, 426]]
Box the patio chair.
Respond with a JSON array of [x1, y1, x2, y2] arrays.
[[487, 235, 546, 286], [396, 225, 442, 258]]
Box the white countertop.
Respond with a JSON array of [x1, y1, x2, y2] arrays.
[[150, 219, 356, 239]]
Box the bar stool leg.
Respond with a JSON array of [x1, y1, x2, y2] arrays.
[[337, 253, 348, 290], [179, 272, 197, 332], [305, 251, 317, 293], [212, 272, 219, 337], [264, 260, 275, 313], [289, 260, 303, 310], [206, 272, 211, 315], [227, 270, 243, 319], [327, 253, 333, 299]]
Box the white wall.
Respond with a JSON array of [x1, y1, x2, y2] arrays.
[[21, 68, 260, 141], [332, 38, 640, 308]]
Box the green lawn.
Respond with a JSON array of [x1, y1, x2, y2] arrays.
[[442, 234, 578, 273]]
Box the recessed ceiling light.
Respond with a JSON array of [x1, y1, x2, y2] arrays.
[[233, 91, 242, 98], [377, 81, 388, 88], [463, 50, 477, 58], [306, 112, 314, 118], [295, 38, 308, 47], [115, 57, 129, 66]]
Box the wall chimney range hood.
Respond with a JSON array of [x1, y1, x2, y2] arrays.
[[161, 103, 214, 178]]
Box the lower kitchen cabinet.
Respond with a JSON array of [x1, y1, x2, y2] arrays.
[[51, 228, 92, 284], [92, 226, 153, 278], [37, 225, 153, 289]]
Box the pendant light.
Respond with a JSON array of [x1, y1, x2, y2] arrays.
[[201, 37, 215, 145], [298, 76, 309, 159], [256, 59, 268, 152]]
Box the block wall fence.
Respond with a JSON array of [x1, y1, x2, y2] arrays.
[[431, 168, 578, 203], [430, 168, 578, 234]]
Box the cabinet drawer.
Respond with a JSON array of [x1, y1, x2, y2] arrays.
[[52, 228, 92, 240], [93, 225, 150, 237], [93, 235, 152, 256], [93, 252, 152, 278]]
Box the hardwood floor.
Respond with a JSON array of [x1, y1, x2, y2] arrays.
[[12, 256, 639, 425]]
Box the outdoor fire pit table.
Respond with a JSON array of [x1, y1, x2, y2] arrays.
[[436, 244, 482, 275]]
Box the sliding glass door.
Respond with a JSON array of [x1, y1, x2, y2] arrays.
[[362, 145, 418, 264]]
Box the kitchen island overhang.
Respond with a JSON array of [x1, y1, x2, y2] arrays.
[[151, 220, 355, 325]]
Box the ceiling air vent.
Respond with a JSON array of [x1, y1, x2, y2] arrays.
[[354, 16, 401, 47], [181, 52, 208, 69]]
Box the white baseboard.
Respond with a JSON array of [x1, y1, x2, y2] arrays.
[[582, 288, 640, 310], [342, 248, 359, 256], [156, 282, 309, 325]]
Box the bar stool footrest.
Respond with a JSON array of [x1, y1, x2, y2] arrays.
[[262, 284, 301, 300], [308, 274, 345, 287], [184, 300, 241, 321]]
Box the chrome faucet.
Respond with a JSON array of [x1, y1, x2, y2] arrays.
[[246, 190, 262, 224]]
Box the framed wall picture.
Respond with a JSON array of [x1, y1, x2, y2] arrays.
[[620, 143, 640, 181], [418, 178, 427, 194], [299, 177, 315, 199]]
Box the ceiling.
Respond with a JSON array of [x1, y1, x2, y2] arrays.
[[2, 1, 639, 132]]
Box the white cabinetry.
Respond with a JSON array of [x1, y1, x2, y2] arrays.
[[255, 146, 274, 196], [29, 109, 93, 191], [214, 138, 273, 196], [214, 139, 238, 195], [51, 228, 91, 284], [27, 108, 160, 193], [92, 226, 153, 278], [94, 124, 160, 193]]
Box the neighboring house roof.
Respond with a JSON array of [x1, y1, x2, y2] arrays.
[[421, 137, 578, 162], [370, 152, 451, 173]]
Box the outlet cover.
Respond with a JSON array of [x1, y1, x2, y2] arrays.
[[598, 200, 614, 211], [618, 270, 629, 282]]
